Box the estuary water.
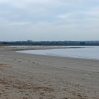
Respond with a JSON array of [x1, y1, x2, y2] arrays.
[[17, 46, 99, 60]]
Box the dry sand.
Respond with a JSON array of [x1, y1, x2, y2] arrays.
[[0, 46, 99, 99]]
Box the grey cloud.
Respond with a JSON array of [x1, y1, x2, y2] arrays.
[[0, 0, 99, 41]]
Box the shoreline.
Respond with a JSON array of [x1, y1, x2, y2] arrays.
[[4, 45, 86, 50], [16, 46, 99, 61], [0, 46, 99, 99]]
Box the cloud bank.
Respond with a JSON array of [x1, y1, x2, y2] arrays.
[[0, 0, 99, 41]]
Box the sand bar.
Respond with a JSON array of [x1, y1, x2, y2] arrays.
[[0, 46, 99, 99]]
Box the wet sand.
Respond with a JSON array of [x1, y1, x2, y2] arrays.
[[0, 46, 99, 99]]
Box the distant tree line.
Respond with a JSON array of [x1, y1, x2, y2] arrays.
[[0, 41, 99, 46]]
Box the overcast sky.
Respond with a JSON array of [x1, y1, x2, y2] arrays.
[[0, 0, 99, 41]]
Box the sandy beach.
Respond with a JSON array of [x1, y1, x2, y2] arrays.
[[0, 46, 99, 99]]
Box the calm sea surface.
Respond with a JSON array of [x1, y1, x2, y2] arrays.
[[17, 46, 99, 60]]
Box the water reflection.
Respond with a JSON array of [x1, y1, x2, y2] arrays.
[[17, 46, 99, 60]]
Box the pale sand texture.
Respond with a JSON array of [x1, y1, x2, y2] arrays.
[[0, 46, 99, 99]]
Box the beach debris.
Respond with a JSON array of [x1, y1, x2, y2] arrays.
[[62, 98, 68, 99], [39, 97, 43, 99], [84, 74, 90, 76], [0, 64, 6, 67], [23, 97, 28, 99]]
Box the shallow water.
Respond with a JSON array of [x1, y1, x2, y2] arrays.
[[17, 46, 99, 60]]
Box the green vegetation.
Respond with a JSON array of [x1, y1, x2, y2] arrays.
[[0, 41, 99, 46]]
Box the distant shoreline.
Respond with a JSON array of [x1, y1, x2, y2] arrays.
[[0, 40, 99, 46], [1, 45, 86, 51]]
